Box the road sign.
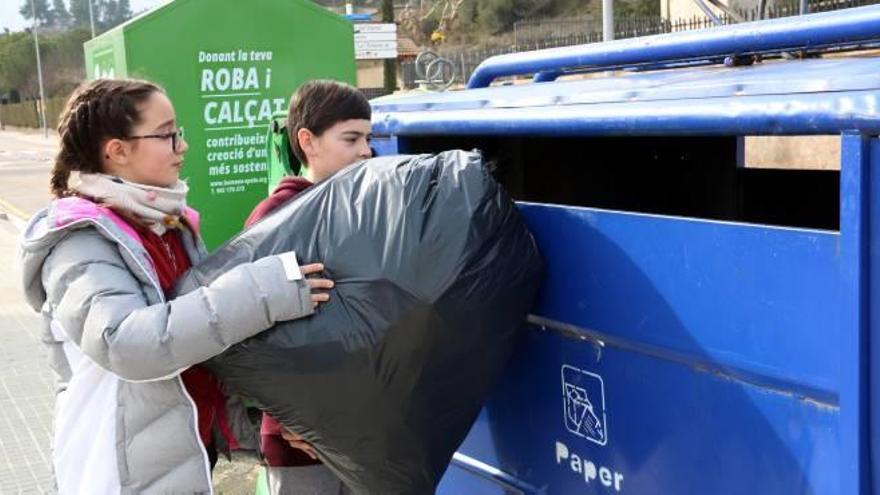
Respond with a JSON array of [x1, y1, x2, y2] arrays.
[[355, 32, 396, 42], [354, 23, 398, 60], [356, 48, 398, 60], [354, 23, 396, 34]]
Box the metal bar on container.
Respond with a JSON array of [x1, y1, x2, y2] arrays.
[[466, 5, 880, 88], [839, 131, 871, 495]]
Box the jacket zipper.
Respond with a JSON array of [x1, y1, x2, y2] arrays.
[[41, 217, 215, 494]]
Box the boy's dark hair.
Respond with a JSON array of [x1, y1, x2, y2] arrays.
[[51, 78, 163, 198], [287, 80, 371, 164]]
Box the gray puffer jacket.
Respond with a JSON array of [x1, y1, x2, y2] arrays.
[[19, 196, 313, 494]]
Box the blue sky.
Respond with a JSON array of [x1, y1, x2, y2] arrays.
[[1, 0, 165, 32]]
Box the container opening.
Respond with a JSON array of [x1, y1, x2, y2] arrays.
[[402, 135, 839, 230]]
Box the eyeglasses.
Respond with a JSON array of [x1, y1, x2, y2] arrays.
[[125, 127, 185, 152]]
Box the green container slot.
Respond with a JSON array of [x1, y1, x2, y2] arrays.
[[266, 112, 302, 193]]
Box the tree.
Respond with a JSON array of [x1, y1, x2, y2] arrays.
[[477, 0, 565, 33], [615, 0, 660, 17], [0, 32, 37, 96], [100, 0, 133, 30], [19, 0, 53, 27], [68, 0, 134, 33], [69, 0, 93, 29], [117, 0, 133, 21], [0, 28, 89, 99], [51, 0, 72, 28]]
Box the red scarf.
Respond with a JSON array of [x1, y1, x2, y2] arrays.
[[136, 225, 234, 449]]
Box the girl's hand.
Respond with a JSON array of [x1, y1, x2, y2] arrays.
[[300, 263, 334, 308], [281, 428, 319, 460]]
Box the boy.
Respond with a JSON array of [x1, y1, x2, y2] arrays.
[[246, 80, 372, 495]]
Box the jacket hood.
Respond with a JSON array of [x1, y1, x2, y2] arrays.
[[245, 176, 313, 227], [273, 176, 313, 196], [18, 197, 200, 312]]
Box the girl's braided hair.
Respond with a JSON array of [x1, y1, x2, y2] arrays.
[[51, 79, 162, 198]]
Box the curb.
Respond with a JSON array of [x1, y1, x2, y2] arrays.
[[0, 196, 28, 231]]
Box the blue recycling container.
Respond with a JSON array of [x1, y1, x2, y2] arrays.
[[368, 6, 880, 494]]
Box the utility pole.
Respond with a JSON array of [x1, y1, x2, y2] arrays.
[[602, 0, 614, 41], [30, 0, 48, 138], [88, 0, 96, 38], [89, 0, 95, 38], [382, 0, 397, 93]]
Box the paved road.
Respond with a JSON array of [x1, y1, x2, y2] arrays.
[[0, 128, 55, 220]]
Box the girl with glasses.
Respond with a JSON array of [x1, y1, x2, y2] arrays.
[[18, 78, 333, 494]]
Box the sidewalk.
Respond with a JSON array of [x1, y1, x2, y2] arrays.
[[0, 128, 56, 493], [0, 218, 55, 493]]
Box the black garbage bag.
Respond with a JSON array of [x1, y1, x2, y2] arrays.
[[173, 150, 543, 494]]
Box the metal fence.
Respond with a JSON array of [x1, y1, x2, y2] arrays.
[[360, 87, 395, 100], [512, 0, 880, 42], [401, 0, 880, 88]]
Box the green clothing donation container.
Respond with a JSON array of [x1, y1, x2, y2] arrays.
[[84, 0, 356, 248]]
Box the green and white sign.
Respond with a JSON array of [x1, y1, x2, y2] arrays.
[[85, 28, 126, 80], [84, 0, 356, 248], [197, 49, 284, 198]]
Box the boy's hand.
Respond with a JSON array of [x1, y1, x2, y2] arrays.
[[281, 428, 319, 460], [300, 263, 334, 308]]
